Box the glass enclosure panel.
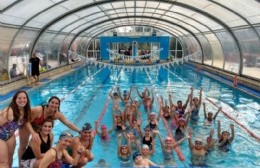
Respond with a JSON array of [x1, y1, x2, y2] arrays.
[[188, 36, 201, 62], [205, 33, 224, 68], [218, 0, 260, 24], [0, 27, 18, 81], [27, 5, 68, 28], [62, 19, 90, 33], [9, 29, 39, 80], [203, 4, 246, 27], [216, 31, 240, 74], [179, 37, 189, 57], [34, 32, 59, 70], [60, 0, 94, 10], [233, 28, 260, 79], [49, 15, 82, 31], [0, 0, 18, 10], [196, 34, 213, 65], [112, 2, 125, 8], [191, 13, 223, 30], [1, 0, 53, 26]]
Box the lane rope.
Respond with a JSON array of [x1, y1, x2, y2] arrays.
[[206, 97, 260, 141]]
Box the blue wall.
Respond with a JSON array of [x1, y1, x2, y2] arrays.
[[100, 36, 169, 60]]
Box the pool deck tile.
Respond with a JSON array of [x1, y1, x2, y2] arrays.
[[0, 86, 33, 102]]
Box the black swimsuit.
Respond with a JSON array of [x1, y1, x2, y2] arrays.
[[142, 136, 153, 149]]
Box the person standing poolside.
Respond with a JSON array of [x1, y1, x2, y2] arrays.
[[0, 90, 31, 168], [10, 63, 18, 79], [68, 123, 94, 168], [21, 118, 54, 168], [19, 96, 81, 165], [29, 53, 40, 86], [39, 131, 84, 168]]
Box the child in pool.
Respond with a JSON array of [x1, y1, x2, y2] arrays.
[[203, 102, 222, 126]]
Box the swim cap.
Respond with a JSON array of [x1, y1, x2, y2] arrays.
[[144, 125, 150, 131], [142, 144, 149, 149], [195, 138, 203, 143], [150, 112, 156, 116], [59, 130, 73, 140], [82, 123, 92, 131], [113, 92, 118, 96], [133, 152, 141, 160], [165, 136, 172, 141], [101, 125, 107, 130], [123, 90, 128, 93], [179, 117, 186, 122]]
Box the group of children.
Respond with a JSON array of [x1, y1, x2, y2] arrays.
[[106, 86, 235, 167], [0, 85, 235, 167]]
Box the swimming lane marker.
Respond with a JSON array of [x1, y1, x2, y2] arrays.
[[60, 68, 104, 102], [206, 97, 260, 141]]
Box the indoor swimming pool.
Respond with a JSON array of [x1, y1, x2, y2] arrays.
[[1, 64, 260, 168]]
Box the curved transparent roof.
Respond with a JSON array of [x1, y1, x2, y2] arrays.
[[1, 0, 259, 37]]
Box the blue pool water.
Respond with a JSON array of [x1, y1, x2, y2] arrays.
[[1, 64, 260, 168]]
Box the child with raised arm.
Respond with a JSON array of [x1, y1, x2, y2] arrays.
[[118, 86, 132, 105], [132, 152, 158, 168], [160, 96, 171, 120], [203, 102, 222, 126], [95, 121, 113, 142], [136, 87, 150, 104], [187, 128, 211, 167], [109, 86, 121, 110], [117, 133, 132, 167], [190, 87, 203, 121], [155, 130, 187, 166], [172, 108, 191, 141], [217, 120, 235, 152], [169, 93, 190, 118]]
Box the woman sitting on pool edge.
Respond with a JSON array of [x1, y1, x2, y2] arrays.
[[21, 96, 81, 165], [217, 120, 235, 152], [67, 123, 95, 168], [39, 131, 84, 168], [21, 118, 54, 168]]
